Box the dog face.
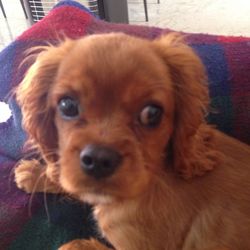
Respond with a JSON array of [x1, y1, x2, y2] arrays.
[[17, 33, 212, 204]]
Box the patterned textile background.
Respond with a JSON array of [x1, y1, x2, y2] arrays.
[[0, 1, 249, 249]]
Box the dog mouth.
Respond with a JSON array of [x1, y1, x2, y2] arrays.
[[79, 188, 114, 205]]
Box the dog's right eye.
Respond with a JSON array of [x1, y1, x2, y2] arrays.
[[139, 104, 163, 128], [58, 97, 80, 119]]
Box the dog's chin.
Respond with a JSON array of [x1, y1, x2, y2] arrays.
[[80, 192, 114, 205], [60, 179, 115, 205]]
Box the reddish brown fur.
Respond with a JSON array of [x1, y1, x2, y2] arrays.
[[15, 33, 250, 250]]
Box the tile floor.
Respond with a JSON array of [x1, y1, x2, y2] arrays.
[[0, 0, 250, 50], [130, 0, 250, 36]]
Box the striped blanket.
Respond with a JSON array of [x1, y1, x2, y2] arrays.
[[0, 1, 249, 249]]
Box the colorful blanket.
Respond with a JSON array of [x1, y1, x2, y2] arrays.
[[0, 1, 249, 249]]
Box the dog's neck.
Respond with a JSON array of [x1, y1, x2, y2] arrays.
[[93, 174, 196, 250]]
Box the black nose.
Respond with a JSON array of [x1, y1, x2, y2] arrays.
[[80, 144, 122, 179]]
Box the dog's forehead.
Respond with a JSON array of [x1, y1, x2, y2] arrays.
[[66, 35, 162, 74], [56, 34, 171, 110], [59, 34, 166, 79]]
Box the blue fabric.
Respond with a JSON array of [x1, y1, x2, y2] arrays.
[[0, 1, 249, 250]]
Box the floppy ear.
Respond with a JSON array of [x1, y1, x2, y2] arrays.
[[16, 40, 74, 163], [153, 34, 221, 178]]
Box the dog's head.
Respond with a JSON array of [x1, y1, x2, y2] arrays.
[[17, 33, 218, 204]]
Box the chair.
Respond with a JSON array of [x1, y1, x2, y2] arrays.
[[0, 0, 6, 18], [20, 0, 28, 18], [143, 0, 160, 22]]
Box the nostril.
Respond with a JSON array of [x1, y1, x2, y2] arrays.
[[102, 159, 112, 168], [82, 155, 93, 166]]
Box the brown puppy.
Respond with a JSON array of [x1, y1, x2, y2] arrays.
[[15, 33, 250, 250]]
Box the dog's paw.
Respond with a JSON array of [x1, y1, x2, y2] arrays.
[[15, 159, 45, 193], [15, 159, 61, 194], [59, 239, 109, 250]]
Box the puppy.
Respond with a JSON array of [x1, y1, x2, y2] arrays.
[[15, 33, 250, 250]]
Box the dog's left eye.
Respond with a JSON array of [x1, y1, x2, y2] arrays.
[[139, 104, 163, 128], [58, 97, 80, 119]]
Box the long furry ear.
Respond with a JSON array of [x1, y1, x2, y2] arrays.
[[153, 33, 221, 178], [16, 39, 74, 163]]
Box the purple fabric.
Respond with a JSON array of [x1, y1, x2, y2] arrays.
[[0, 1, 249, 249]]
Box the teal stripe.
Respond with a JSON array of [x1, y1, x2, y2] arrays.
[[8, 198, 95, 250]]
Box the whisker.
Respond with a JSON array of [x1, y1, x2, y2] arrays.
[[28, 170, 46, 216], [43, 177, 51, 222]]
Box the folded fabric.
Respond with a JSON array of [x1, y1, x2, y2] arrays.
[[0, 1, 249, 249]]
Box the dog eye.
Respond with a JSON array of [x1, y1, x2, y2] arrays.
[[58, 97, 79, 119], [139, 104, 163, 128]]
